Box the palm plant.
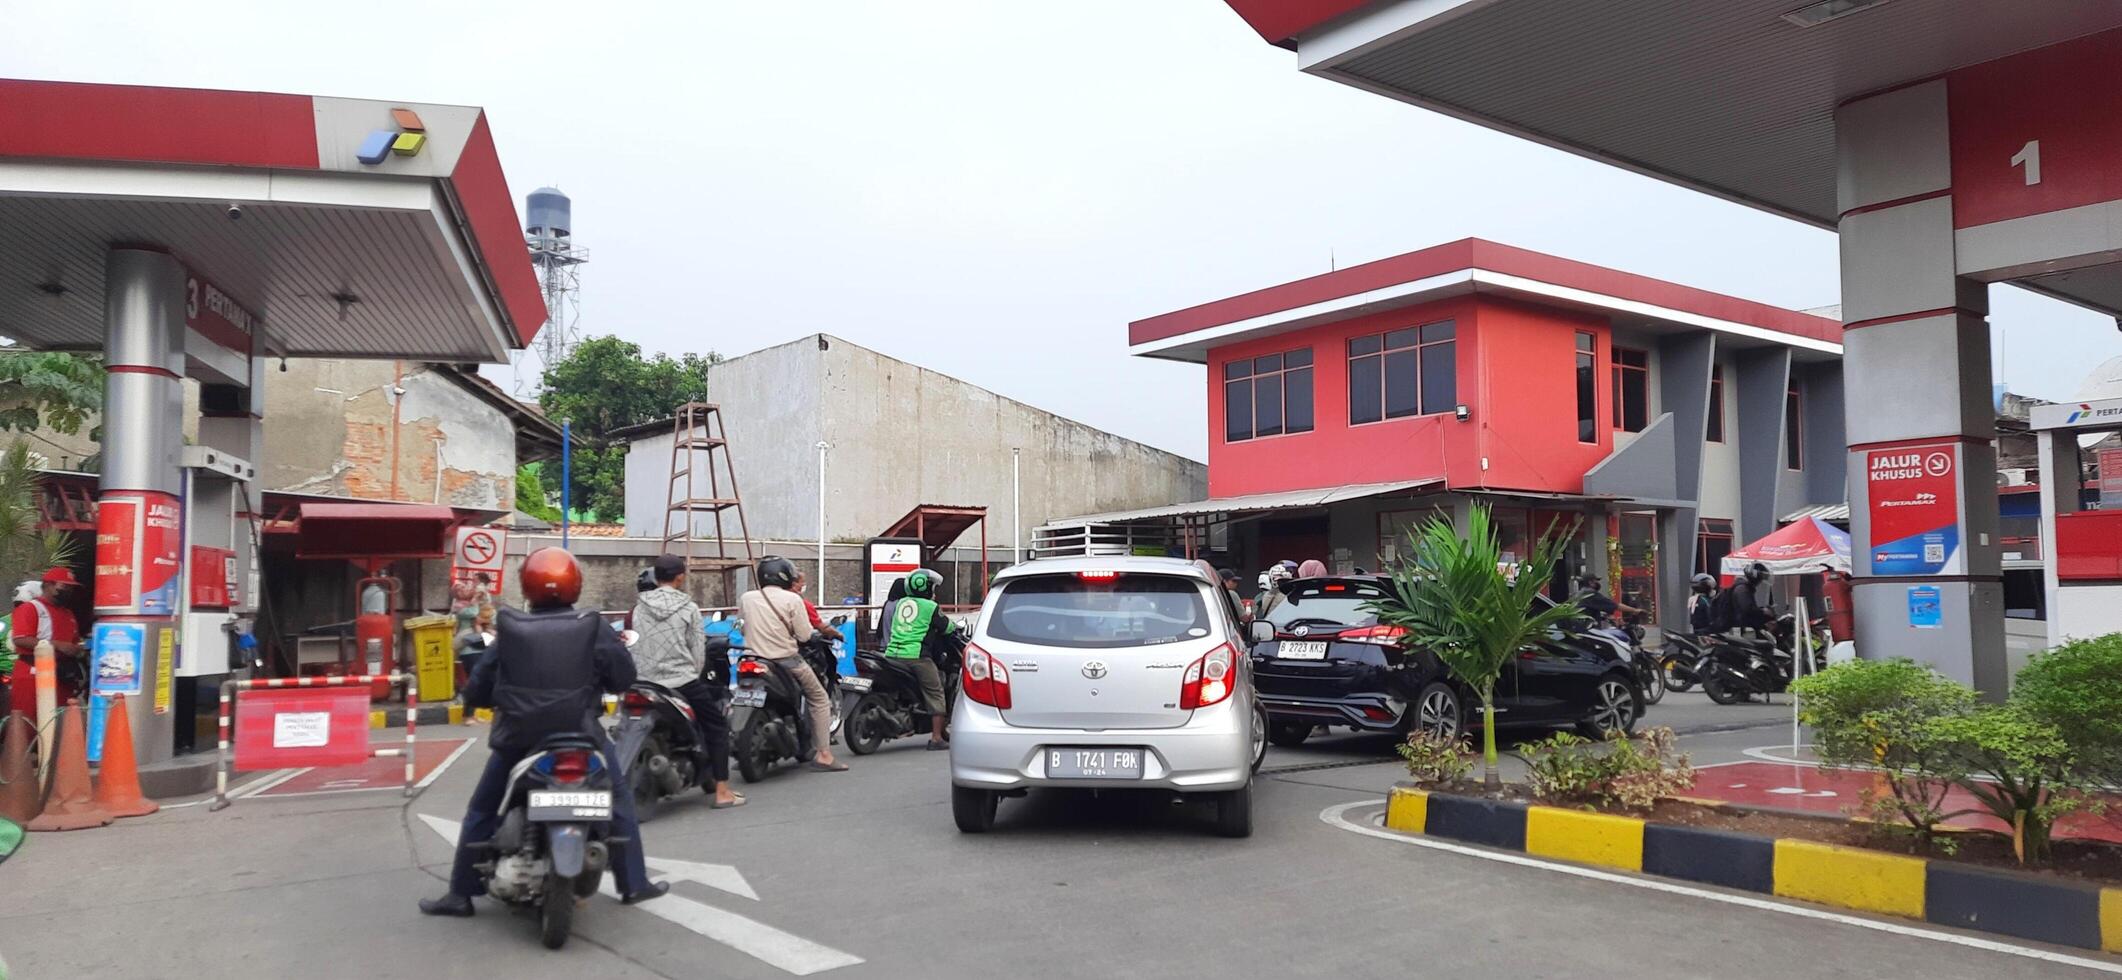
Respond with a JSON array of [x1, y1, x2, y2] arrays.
[[1365, 504, 1583, 789], [0, 439, 78, 589]]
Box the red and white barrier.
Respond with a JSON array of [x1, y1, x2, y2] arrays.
[[209, 673, 417, 811]]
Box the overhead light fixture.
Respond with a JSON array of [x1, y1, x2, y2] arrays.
[[1782, 0, 1894, 28]]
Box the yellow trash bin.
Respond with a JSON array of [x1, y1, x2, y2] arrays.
[[404, 614, 458, 704]]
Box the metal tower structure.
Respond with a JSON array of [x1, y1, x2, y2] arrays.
[[517, 186, 587, 395]]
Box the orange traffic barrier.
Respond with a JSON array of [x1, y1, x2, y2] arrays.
[[0, 712, 38, 825], [93, 696, 157, 819], [27, 703, 112, 831]]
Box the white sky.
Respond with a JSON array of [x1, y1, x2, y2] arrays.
[[7, 1, 2116, 461]]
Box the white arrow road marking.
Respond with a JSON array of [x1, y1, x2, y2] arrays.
[[645, 856, 758, 901], [417, 815, 861, 975], [1764, 787, 1838, 798]]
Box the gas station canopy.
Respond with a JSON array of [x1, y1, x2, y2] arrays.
[[1227, 0, 2122, 315], [0, 79, 545, 362]]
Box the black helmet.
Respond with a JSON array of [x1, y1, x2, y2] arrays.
[[636, 568, 657, 593], [906, 568, 942, 599], [756, 555, 797, 589], [1691, 573, 1717, 591], [1577, 574, 1602, 590], [1744, 562, 1769, 583]]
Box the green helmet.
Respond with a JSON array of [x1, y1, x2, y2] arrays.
[[906, 568, 941, 599]]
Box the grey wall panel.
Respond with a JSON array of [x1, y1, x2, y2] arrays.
[[1733, 348, 1792, 542], [1837, 197, 1963, 324], [1834, 80, 1950, 214], [1802, 365, 1847, 507], [1842, 312, 1995, 444], [1584, 412, 1679, 503]]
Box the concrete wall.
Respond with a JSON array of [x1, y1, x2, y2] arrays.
[[623, 339, 822, 544], [262, 360, 517, 510], [624, 334, 1205, 550], [1698, 349, 1744, 525]]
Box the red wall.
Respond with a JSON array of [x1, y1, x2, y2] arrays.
[[1205, 295, 1617, 498]]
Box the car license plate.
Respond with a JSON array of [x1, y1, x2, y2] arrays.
[[1278, 641, 1328, 660], [731, 686, 767, 708], [1045, 747, 1144, 779], [527, 790, 611, 821]]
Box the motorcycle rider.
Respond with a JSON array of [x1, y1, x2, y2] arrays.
[[1689, 573, 1721, 634], [1573, 574, 1642, 625], [737, 555, 847, 772], [883, 568, 953, 750], [1255, 561, 1297, 619], [631, 554, 742, 809], [421, 547, 667, 917], [1728, 561, 1774, 632]]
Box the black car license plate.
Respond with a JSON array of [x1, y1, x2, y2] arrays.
[[1045, 747, 1144, 779]]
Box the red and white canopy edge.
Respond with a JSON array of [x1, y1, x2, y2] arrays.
[[1722, 515, 1852, 577]]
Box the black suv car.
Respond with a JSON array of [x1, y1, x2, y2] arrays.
[[1250, 576, 1640, 746]]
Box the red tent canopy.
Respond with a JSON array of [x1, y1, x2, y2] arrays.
[[1722, 516, 1852, 576]]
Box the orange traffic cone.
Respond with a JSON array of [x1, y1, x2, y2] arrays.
[[93, 695, 157, 819], [26, 702, 112, 831], [0, 712, 38, 825]]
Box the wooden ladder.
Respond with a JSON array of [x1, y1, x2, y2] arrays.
[[661, 402, 756, 600]]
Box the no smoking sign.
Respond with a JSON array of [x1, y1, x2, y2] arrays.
[[452, 525, 507, 594]]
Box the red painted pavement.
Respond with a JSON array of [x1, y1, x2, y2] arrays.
[[252, 737, 469, 797], [1685, 761, 2122, 844]]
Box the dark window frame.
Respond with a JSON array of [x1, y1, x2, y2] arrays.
[[1697, 518, 1735, 577], [1575, 332, 1597, 444], [1611, 346, 1649, 433], [1706, 367, 1725, 443], [1222, 347, 1315, 443], [1348, 321, 1456, 426], [1785, 384, 1803, 470]]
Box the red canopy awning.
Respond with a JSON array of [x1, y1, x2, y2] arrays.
[[294, 502, 460, 560], [1723, 516, 1852, 576]]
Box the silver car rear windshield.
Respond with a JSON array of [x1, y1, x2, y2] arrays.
[[988, 574, 1211, 649]]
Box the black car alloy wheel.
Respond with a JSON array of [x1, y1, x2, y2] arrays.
[[1579, 677, 1637, 737], [1412, 682, 1461, 741]]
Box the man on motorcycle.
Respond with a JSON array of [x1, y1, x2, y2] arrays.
[[1573, 574, 1641, 624], [1728, 562, 1774, 632], [421, 547, 667, 916], [883, 568, 953, 750], [737, 556, 847, 772], [1689, 573, 1721, 634], [631, 554, 741, 809]]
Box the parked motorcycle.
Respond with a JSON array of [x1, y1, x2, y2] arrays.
[[1658, 632, 1707, 693], [843, 622, 966, 755], [614, 682, 710, 820], [1698, 631, 1786, 704], [1586, 611, 1663, 706], [467, 733, 618, 949], [730, 635, 844, 782]]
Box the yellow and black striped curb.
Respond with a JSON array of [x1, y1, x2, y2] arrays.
[[1387, 785, 2122, 953], [365, 704, 464, 730]]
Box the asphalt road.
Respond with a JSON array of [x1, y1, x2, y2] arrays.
[[2, 696, 2114, 979]]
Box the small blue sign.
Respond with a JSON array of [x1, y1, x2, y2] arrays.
[[90, 621, 146, 697], [84, 694, 109, 764], [1908, 586, 1943, 629]]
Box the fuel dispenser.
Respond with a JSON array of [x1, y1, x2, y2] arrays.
[[174, 446, 257, 753], [2032, 396, 2122, 647]]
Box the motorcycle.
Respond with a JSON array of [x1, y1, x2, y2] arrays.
[[1585, 609, 1664, 706], [730, 635, 844, 782], [467, 733, 619, 950], [1658, 632, 1707, 693], [612, 635, 731, 819], [843, 621, 966, 755]]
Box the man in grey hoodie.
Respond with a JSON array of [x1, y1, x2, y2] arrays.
[[631, 554, 741, 808]]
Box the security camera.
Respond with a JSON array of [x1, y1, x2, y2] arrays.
[[226, 205, 243, 221]]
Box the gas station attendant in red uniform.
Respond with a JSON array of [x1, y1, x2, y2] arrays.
[[9, 567, 83, 714]]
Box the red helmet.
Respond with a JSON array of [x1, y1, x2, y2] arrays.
[[520, 547, 583, 608]]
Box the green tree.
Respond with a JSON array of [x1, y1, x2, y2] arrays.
[[1365, 504, 1583, 789], [0, 351, 102, 436], [1792, 659, 1973, 846], [537, 336, 717, 520], [514, 463, 562, 523]]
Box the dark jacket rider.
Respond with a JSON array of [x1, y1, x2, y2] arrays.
[[420, 547, 669, 917]]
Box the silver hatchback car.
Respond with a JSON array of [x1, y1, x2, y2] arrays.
[[949, 556, 1266, 837]]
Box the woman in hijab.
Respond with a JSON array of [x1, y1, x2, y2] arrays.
[[1296, 559, 1329, 579]]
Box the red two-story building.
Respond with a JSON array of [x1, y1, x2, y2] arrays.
[[1038, 239, 1845, 626]]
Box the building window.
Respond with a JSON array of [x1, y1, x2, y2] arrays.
[[1706, 367, 1725, 443], [1785, 384, 1803, 470], [1349, 321, 1455, 425], [1697, 518, 1734, 577], [1575, 332, 1597, 443], [1611, 346, 1649, 432], [1223, 348, 1314, 442]]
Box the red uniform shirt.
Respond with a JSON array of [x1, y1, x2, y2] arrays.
[[800, 596, 826, 630], [9, 597, 79, 713]]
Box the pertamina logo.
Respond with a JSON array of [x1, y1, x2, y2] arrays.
[[2066, 403, 2122, 425], [356, 108, 428, 165]]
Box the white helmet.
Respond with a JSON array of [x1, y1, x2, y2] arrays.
[[12, 580, 37, 603]]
